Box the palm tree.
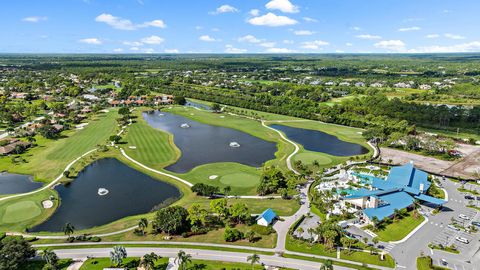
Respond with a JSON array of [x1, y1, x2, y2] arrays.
[[320, 259, 333, 270], [413, 199, 421, 219], [40, 249, 58, 268], [138, 218, 149, 235], [62, 222, 74, 238], [140, 252, 159, 270], [393, 208, 400, 221], [247, 253, 260, 270], [371, 216, 379, 230], [175, 250, 192, 270], [223, 186, 232, 197], [110, 246, 127, 267]]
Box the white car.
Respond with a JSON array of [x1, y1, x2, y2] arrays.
[[455, 237, 469, 244], [447, 225, 460, 231], [458, 214, 470, 220]]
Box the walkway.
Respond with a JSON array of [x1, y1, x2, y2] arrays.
[[0, 148, 98, 202]]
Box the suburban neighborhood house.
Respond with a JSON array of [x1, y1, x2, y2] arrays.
[[109, 94, 174, 107], [256, 208, 278, 227], [342, 163, 446, 224]]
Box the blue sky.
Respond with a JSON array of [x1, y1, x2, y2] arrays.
[[1, 0, 479, 53]]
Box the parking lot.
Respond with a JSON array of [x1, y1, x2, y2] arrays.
[[430, 206, 479, 254]]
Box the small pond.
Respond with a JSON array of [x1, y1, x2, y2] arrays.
[[143, 111, 277, 173], [185, 100, 211, 110], [270, 124, 369, 156], [31, 158, 180, 232], [0, 172, 42, 195]]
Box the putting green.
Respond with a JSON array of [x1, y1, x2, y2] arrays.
[[293, 152, 333, 165], [2, 201, 42, 223], [220, 173, 260, 187]]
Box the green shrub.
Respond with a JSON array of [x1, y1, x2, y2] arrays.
[[223, 227, 244, 242]]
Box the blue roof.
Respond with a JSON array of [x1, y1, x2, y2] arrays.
[[257, 208, 277, 223], [414, 194, 446, 205], [386, 163, 430, 192], [363, 191, 414, 221]]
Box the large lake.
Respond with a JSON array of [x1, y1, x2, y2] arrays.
[[270, 124, 369, 156], [32, 158, 180, 232], [0, 172, 42, 194], [143, 111, 277, 173]]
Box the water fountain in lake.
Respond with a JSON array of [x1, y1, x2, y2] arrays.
[[229, 142, 240, 148], [97, 188, 109, 196]]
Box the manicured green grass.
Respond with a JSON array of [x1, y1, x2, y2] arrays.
[[178, 163, 261, 195], [98, 223, 277, 249], [80, 257, 168, 270], [188, 259, 267, 269], [124, 111, 180, 168], [0, 189, 58, 231], [220, 172, 259, 187], [416, 256, 449, 270], [340, 250, 395, 268], [374, 211, 425, 242], [282, 254, 374, 270], [2, 201, 41, 223], [0, 110, 119, 182]]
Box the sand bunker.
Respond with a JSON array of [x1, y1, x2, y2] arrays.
[[42, 200, 53, 209], [209, 175, 218, 180]]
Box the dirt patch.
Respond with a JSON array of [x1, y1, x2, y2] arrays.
[[380, 146, 480, 179]]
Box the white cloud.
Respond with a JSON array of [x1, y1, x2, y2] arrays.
[[95, 13, 136, 30], [444, 33, 465, 40], [260, 42, 276, 48], [346, 43, 353, 46], [141, 19, 166, 28], [356, 34, 382, 40], [123, 41, 143, 46], [410, 41, 480, 53], [225, 45, 247, 53], [142, 48, 155, 54], [303, 17, 318, 23], [199, 35, 216, 42], [398, 26, 421, 32], [113, 48, 124, 52], [265, 47, 295, 53], [211, 4, 239, 14], [301, 40, 329, 50], [195, 26, 203, 30], [265, 0, 299, 13], [351, 26, 361, 31], [248, 12, 298, 27], [374, 40, 406, 52], [238, 35, 261, 43], [22, 16, 47, 23], [283, 40, 294, 44], [335, 50, 345, 53], [294, 30, 315, 36], [79, 38, 102, 45], [130, 47, 140, 51], [249, 9, 260, 17], [140, 35, 164, 45], [165, 49, 179, 53], [426, 34, 440, 39], [95, 13, 166, 30]]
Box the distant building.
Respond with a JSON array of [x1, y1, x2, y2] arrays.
[[342, 163, 445, 224], [256, 208, 278, 227], [0, 139, 31, 155], [419, 84, 432, 90]]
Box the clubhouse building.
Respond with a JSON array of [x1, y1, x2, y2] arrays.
[[342, 163, 445, 224]]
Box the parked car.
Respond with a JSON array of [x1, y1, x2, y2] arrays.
[[465, 195, 475, 200], [471, 221, 480, 227], [455, 237, 469, 244], [447, 224, 460, 231], [476, 196, 480, 201], [441, 259, 448, 266], [459, 214, 470, 220]]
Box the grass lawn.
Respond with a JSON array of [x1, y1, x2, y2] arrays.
[[20, 259, 72, 270], [100, 223, 277, 249], [340, 250, 395, 268], [0, 189, 58, 231], [282, 254, 373, 270], [416, 256, 449, 270], [285, 235, 394, 268], [374, 211, 425, 242], [0, 110, 119, 182], [80, 257, 168, 270]]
